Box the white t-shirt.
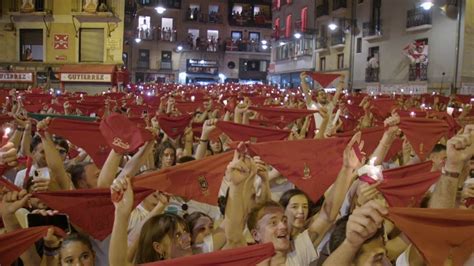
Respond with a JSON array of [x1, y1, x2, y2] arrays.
[[397, 245, 474, 266], [286, 229, 319, 266], [14, 165, 38, 188]]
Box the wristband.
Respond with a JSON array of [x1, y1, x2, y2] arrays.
[[442, 167, 460, 178]]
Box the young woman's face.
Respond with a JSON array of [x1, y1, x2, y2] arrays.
[[284, 194, 309, 230], [168, 223, 192, 259], [161, 148, 175, 168], [60, 241, 95, 266], [209, 140, 222, 154], [191, 216, 213, 245]]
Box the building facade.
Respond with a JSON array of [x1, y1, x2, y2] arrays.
[[125, 0, 273, 84], [0, 0, 126, 92], [269, 0, 473, 94], [352, 0, 471, 94]]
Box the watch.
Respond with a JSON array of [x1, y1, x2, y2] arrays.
[[442, 167, 460, 178]]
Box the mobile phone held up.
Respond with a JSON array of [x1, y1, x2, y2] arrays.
[[27, 213, 71, 234]]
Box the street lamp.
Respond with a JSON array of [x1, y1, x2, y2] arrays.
[[420, 0, 434, 10], [328, 22, 338, 31], [134, 37, 141, 43], [294, 32, 302, 39], [177, 45, 183, 51], [155, 6, 166, 14]]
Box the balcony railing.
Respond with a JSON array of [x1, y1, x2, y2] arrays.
[[363, 21, 382, 38], [10, 0, 53, 13], [332, 0, 347, 11], [409, 63, 428, 81], [315, 37, 328, 50], [331, 31, 345, 46], [225, 40, 270, 53], [137, 28, 177, 42], [316, 5, 329, 18], [406, 7, 432, 29], [365, 67, 379, 82], [229, 12, 272, 28], [137, 61, 149, 69], [185, 10, 223, 24]]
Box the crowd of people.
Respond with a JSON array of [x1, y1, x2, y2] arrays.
[[0, 72, 473, 266]]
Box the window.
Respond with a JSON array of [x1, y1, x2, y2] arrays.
[[161, 17, 173, 29], [188, 29, 199, 46], [356, 37, 362, 53], [138, 49, 150, 69], [231, 31, 242, 41], [80, 28, 104, 62], [249, 32, 260, 42], [285, 14, 292, 38], [207, 30, 218, 40], [301, 7, 308, 32], [337, 54, 344, 69], [138, 16, 150, 31], [320, 57, 326, 71], [209, 5, 219, 13], [20, 29, 43, 62]]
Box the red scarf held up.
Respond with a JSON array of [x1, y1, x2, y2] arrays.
[[248, 138, 348, 202], [0, 226, 66, 266], [382, 161, 433, 180], [399, 117, 449, 161], [306, 72, 341, 88], [157, 114, 193, 139], [216, 121, 290, 143], [387, 208, 474, 266], [249, 106, 317, 128], [140, 243, 275, 266], [134, 152, 234, 205]]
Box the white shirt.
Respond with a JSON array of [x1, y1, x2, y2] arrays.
[[14, 165, 38, 188], [286, 229, 319, 266]]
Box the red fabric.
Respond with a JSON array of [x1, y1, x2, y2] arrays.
[[370, 98, 397, 121], [399, 118, 449, 161], [175, 101, 205, 114], [306, 72, 341, 88], [248, 138, 348, 202], [47, 118, 111, 168], [100, 113, 153, 154], [134, 152, 233, 205], [157, 114, 193, 139], [388, 208, 474, 266], [378, 171, 440, 207], [34, 187, 154, 240], [249, 106, 317, 128], [382, 161, 433, 180], [72, 102, 104, 115], [0, 177, 21, 192], [216, 121, 290, 143], [0, 114, 13, 126], [397, 109, 427, 118], [0, 226, 66, 266], [336, 127, 401, 161], [428, 111, 461, 138], [141, 243, 275, 266]]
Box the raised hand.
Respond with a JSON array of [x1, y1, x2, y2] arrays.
[[345, 200, 387, 248], [111, 177, 134, 217]]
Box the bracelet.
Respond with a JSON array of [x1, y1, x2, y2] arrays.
[[442, 167, 460, 178], [43, 246, 60, 256]]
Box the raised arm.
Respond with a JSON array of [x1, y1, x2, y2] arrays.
[[97, 150, 123, 188], [299, 72, 313, 108], [37, 118, 71, 190], [109, 177, 134, 266], [429, 128, 473, 208], [308, 132, 364, 244], [195, 119, 217, 160], [370, 113, 400, 166]]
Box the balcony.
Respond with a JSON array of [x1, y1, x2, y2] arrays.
[[137, 28, 177, 42], [362, 21, 383, 40], [316, 5, 329, 21], [409, 63, 428, 81], [185, 9, 223, 24], [365, 67, 379, 82], [137, 61, 150, 69], [330, 31, 345, 48], [181, 38, 225, 53], [406, 7, 432, 32], [332, 0, 347, 15], [229, 11, 272, 28], [225, 40, 270, 54], [315, 37, 328, 52]]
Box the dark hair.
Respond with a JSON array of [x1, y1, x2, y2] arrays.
[[431, 143, 446, 154], [155, 141, 176, 168], [59, 233, 94, 260], [135, 213, 188, 264], [53, 136, 69, 153], [30, 135, 43, 153], [184, 212, 212, 244], [67, 162, 93, 189], [279, 189, 324, 218], [177, 155, 195, 164], [247, 201, 283, 232], [207, 138, 223, 155]]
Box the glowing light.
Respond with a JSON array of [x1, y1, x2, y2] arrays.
[[328, 23, 338, 31], [410, 111, 416, 117], [294, 32, 302, 39], [420, 1, 434, 10], [155, 6, 166, 14]]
